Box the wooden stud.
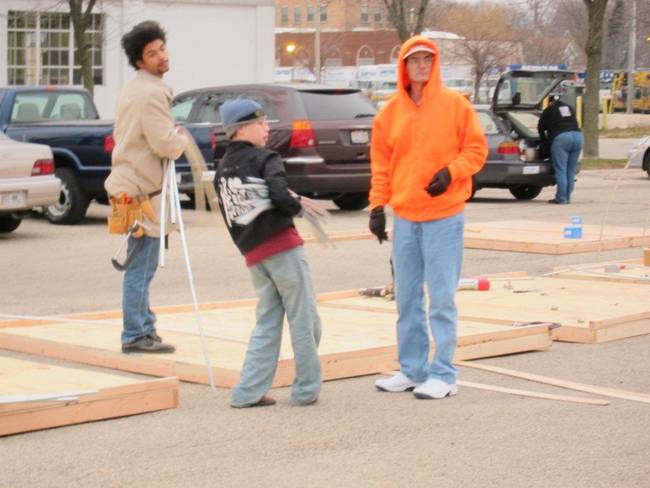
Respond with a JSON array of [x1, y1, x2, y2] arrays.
[[456, 360, 650, 404], [457, 380, 610, 406]]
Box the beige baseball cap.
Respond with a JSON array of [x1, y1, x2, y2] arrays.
[[403, 44, 436, 60]]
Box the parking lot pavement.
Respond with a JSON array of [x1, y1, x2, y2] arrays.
[[1, 168, 649, 487], [599, 138, 639, 159]]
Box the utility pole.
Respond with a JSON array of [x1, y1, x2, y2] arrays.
[[626, 0, 637, 114], [314, 2, 322, 83]]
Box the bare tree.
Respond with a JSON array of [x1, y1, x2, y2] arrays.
[[442, 4, 520, 101], [581, 0, 610, 157], [512, 1, 570, 65], [604, 0, 626, 69], [381, 0, 429, 42], [67, 0, 98, 96]]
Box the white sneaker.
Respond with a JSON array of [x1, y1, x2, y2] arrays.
[[375, 372, 422, 392], [413, 378, 458, 399]]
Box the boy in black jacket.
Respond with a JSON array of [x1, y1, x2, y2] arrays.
[[215, 99, 322, 408]]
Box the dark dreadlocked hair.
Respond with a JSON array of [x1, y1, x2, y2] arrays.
[[121, 21, 167, 70]]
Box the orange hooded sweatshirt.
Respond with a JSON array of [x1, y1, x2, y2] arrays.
[[369, 36, 487, 222]]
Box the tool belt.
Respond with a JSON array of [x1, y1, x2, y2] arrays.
[[107, 191, 158, 238]]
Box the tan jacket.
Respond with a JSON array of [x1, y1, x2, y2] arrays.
[[105, 70, 188, 237]]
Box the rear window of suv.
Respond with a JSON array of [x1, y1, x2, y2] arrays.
[[193, 93, 279, 124], [298, 90, 377, 121]]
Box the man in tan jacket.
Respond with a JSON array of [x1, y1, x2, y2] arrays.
[[105, 21, 188, 353]]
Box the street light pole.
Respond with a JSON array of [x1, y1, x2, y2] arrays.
[[626, 0, 637, 114], [313, 2, 328, 83], [315, 8, 321, 84]]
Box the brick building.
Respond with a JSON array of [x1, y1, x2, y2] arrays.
[[274, 0, 523, 93], [275, 0, 401, 68], [276, 0, 391, 31]]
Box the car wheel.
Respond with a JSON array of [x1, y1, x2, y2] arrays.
[[0, 215, 22, 233], [509, 185, 543, 200], [44, 168, 90, 225], [644, 150, 650, 179], [332, 192, 370, 211]]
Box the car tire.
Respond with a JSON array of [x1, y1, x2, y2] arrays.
[[0, 215, 22, 233], [509, 185, 543, 200], [44, 168, 90, 225], [332, 192, 369, 211], [644, 150, 650, 179]]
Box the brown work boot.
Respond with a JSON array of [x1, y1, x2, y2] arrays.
[[122, 336, 175, 354], [231, 395, 276, 408]]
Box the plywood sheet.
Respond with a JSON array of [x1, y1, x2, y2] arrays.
[[329, 277, 650, 343], [0, 356, 178, 436], [464, 220, 650, 254], [0, 295, 552, 388]]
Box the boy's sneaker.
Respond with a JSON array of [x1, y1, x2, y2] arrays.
[[375, 372, 422, 392], [413, 378, 458, 399], [122, 336, 175, 354]]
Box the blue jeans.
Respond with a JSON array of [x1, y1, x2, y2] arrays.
[[232, 246, 322, 407], [551, 131, 583, 203], [392, 212, 464, 384], [122, 235, 160, 344]]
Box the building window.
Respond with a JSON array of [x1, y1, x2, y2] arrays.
[[307, 4, 314, 22], [374, 4, 382, 23], [357, 45, 375, 66], [7, 10, 104, 86], [319, 4, 328, 23], [280, 6, 289, 25], [294, 5, 302, 24], [361, 5, 369, 24]]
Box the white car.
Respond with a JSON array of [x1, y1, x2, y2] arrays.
[[0, 132, 61, 233], [627, 134, 650, 178]]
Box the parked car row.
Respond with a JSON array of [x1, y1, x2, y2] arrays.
[[1, 69, 582, 233]]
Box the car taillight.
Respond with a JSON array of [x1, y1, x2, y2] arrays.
[[290, 120, 315, 149], [497, 141, 520, 155], [31, 159, 55, 175], [104, 134, 115, 153], [210, 129, 217, 151]]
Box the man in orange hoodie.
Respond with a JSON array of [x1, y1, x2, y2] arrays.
[[370, 36, 487, 399]]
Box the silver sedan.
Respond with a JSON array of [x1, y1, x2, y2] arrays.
[[627, 134, 650, 178], [0, 132, 61, 233]]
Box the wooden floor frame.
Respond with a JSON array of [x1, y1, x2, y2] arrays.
[[1, 372, 178, 437], [318, 272, 650, 344], [0, 291, 552, 388]]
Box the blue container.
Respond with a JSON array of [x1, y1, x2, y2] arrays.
[[563, 226, 583, 239]]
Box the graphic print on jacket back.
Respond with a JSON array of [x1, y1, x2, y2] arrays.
[[218, 176, 273, 228]]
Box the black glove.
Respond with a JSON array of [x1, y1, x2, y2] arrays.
[[369, 206, 388, 244], [425, 168, 452, 197]]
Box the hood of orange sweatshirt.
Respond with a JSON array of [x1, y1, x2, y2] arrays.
[[396, 36, 442, 104]]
